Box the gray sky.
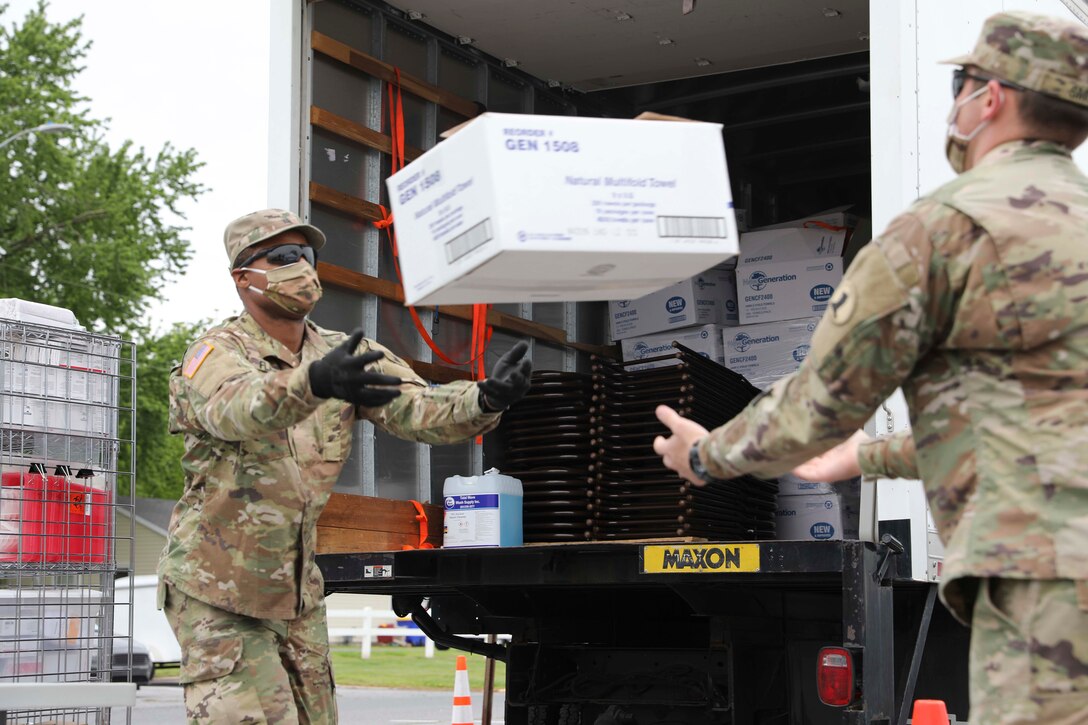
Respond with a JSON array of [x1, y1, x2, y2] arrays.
[[7, 0, 270, 331]]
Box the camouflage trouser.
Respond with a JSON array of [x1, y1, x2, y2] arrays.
[[161, 583, 337, 724], [970, 578, 1088, 725]]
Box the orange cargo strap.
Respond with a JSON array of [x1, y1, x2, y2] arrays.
[[802, 220, 848, 232], [402, 499, 435, 550], [374, 68, 492, 374]]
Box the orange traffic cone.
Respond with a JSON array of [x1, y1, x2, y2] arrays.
[[451, 654, 473, 725], [911, 699, 948, 724]]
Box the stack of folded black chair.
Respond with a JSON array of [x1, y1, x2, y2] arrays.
[[499, 371, 596, 542], [589, 343, 778, 541]]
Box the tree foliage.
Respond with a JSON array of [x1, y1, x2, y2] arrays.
[[0, 1, 205, 335], [0, 3, 208, 501], [124, 320, 208, 499]]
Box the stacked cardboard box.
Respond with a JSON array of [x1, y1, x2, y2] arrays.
[[719, 209, 867, 389], [774, 475, 861, 541], [610, 265, 738, 370]]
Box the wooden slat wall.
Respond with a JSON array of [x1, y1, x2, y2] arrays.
[[316, 262, 619, 359]]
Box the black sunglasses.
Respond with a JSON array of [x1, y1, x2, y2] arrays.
[[235, 243, 317, 270], [952, 67, 1018, 99]]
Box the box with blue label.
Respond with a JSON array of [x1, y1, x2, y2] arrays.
[[736, 257, 842, 325], [386, 112, 739, 306], [609, 266, 737, 341], [620, 324, 724, 371], [775, 492, 859, 541], [722, 317, 819, 390]]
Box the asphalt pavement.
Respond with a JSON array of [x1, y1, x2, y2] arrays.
[[110, 682, 506, 724]]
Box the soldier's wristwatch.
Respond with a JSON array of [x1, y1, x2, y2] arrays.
[[689, 440, 712, 483]]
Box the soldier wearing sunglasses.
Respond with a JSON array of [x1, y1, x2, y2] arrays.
[[655, 12, 1088, 724], [158, 208, 532, 723]]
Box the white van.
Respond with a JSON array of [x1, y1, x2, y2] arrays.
[[113, 575, 181, 669]]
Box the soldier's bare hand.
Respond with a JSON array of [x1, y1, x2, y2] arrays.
[[309, 329, 403, 407], [792, 430, 869, 482], [653, 405, 710, 486]]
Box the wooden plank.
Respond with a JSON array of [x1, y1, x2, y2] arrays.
[[312, 31, 479, 119], [320, 492, 440, 525], [406, 358, 473, 383], [311, 106, 423, 162], [309, 182, 385, 222], [317, 493, 442, 553], [317, 262, 402, 302], [316, 526, 441, 553]]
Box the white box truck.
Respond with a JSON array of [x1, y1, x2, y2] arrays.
[[268, 1, 1088, 723]]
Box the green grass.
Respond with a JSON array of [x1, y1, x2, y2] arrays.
[[155, 645, 505, 691], [331, 645, 505, 689]]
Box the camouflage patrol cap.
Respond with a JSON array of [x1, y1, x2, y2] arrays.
[[942, 11, 1088, 108], [223, 209, 327, 268]]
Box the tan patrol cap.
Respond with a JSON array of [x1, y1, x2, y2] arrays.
[[942, 11, 1088, 108], [223, 209, 327, 268]]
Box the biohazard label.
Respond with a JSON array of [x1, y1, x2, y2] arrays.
[[640, 544, 760, 574]]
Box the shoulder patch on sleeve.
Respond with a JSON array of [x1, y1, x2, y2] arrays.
[[182, 342, 215, 379]]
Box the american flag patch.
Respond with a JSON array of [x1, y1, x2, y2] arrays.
[[183, 343, 215, 379]]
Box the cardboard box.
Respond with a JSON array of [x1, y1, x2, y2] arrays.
[[386, 113, 738, 305], [775, 492, 859, 541], [738, 227, 846, 265], [777, 474, 861, 497], [736, 257, 842, 325], [609, 266, 737, 340], [722, 318, 819, 390], [755, 208, 859, 234], [620, 324, 725, 371]]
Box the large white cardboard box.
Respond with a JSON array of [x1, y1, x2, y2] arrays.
[[386, 113, 738, 306], [620, 324, 724, 371], [736, 258, 842, 325], [722, 317, 819, 390], [609, 266, 737, 341]]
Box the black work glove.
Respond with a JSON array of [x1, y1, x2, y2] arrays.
[[477, 341, 532, 412], [309, 329, 403, 407]]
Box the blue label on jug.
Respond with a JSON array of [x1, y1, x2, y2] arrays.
[[445, 494, 499, 510]]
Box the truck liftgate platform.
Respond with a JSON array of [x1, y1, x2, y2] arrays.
[[319, 539, 970, 725]]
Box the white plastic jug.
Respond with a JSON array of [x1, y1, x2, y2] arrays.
[[442, 468, 523, 548]]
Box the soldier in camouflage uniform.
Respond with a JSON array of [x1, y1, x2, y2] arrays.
[[158, 209, 532, 723], [654, 12, 1088, 724]]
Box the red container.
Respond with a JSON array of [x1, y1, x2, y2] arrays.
[[0, 472, 111, 564]]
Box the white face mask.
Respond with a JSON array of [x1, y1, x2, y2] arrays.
[[945, 84, 1000, 174]]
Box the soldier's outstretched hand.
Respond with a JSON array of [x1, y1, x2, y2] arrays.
[[791, 430, 868, 482], [654, 405, 710, 486], [478, 341, 532, 412], [309, 329, 403, 407]]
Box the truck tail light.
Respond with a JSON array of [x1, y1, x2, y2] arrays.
[[817, 646, 854, 706]]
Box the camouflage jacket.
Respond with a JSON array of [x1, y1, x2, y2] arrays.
[[699, 140, 1088, 621], [159, 313, 500, 620]]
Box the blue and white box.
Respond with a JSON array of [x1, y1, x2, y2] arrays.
[[775, 492, 859, 541], [722, 317, 819, 390], [736, 257, 842, 325], [386, 113, 739, 306], [609, 266, 737, 341], [620, 324, 725, 372]]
